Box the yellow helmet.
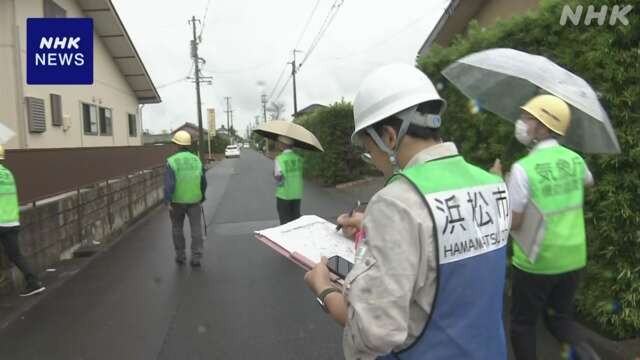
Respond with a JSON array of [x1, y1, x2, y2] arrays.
[[172, 130, 192, 146], [521, 94, 571, 136], [0, 145, 4, 160]]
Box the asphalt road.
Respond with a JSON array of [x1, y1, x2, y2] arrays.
[[0, 149, 575, 360], [0, 149, 352, 360]]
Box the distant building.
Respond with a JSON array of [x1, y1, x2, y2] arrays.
[[292, 104, 327, 118], [171, 122, 209, 142], [142, 132, 171, 145], [215, 127, 229, 137], [0, 0, 161, 149], [418, 0, 540, 57]]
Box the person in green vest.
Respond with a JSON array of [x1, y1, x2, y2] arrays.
[[274, 135, 304, 225], [492, 95, 595, 360], [164, 131, 207, 267], [304, 64, 510, 359], [0, 145, 45, 296]]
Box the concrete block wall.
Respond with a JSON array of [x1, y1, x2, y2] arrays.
[[0, 167, 164, 293]]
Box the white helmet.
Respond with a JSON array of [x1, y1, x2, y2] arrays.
[[352, 63, 446, 145]]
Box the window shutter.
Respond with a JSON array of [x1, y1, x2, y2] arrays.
[[44, 0, 67, 18], [26, 96, 46, 133], [50, 94, 62, 126]]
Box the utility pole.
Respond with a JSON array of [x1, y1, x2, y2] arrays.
[[261, 94, 267, 123], [188, 16, 212, 160], [289, 50, 302, 115], [230, 109, 234, 136], [224, 97, 231, 131], [224, 97, 234, 142]]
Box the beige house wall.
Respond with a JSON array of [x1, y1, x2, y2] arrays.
[[0, 0, 143, 149], [475, 0, 540, 28], [433, 0, 540, 48]]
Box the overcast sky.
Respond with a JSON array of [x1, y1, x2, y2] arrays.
[[111, 0, 450, 137]]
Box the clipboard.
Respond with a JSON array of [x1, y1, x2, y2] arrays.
[[511, 201, 546, 263], [254, 215, 356, 284]]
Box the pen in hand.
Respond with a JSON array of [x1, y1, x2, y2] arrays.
[[336, 209, 354, 231], [336, 200, 362, 231]]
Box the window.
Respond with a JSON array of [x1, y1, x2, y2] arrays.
[[128, 113, 137, 137], [50, 94, 62, 126], [82, 103, 98, 135], [99, 107, 113, 136], [43, 0, 66, 18], [25, 97, 46, 133]]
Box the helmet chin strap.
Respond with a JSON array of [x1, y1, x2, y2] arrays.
[[365, 118, 412, 174]]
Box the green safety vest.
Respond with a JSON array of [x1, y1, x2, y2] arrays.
[[512, 146, 587, 274], [167, 151, 203, 204], [276, 151, 303, 200], [0, 164, 20, 225], [383, 155, 509, 360]]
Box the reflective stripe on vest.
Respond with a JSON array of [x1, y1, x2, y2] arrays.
[[276, 151, 303, 200], [512, 146, 587, 274], [379, 156, 508, 360], [168, 151, 203, 204], [0, 165, 20, 224]]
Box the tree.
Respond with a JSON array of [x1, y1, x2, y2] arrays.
[[267, 101, 286, 120]]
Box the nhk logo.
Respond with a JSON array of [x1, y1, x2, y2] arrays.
[[27, 18, 93, 85]]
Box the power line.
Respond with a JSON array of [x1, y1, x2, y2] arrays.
[[313, 12, 435, 64], [156, 77, 188, 89], [265, 0, 329, 105], [273, 74, 293, 103], [265, 0, 343, 113], [299, 0, 343, 68], [294, 0, 322, 49], [266, 64, 288, 102], [198, 0, 213, 40], [212, 60, 276, 75]]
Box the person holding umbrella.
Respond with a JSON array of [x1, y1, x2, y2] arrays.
[[274, 135, 304, 224], [442, 48, 612, 360], [253, 121, 324, 225], [494, 95, 596, 360]]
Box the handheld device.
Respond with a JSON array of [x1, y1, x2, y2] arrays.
[[326, 255, 354, 279]]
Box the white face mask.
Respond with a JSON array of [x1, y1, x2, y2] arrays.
[[514, 119, 533, 146]]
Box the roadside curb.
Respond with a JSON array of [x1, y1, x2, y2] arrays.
[[335, 177, 380, 190], [576, 322, 640, 360]]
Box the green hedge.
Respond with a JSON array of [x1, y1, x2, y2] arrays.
[[418, 0, 639, 338], [209, 134, 231, 154], [294, 102, 372, 185]]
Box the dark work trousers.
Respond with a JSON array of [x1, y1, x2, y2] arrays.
[[510, 266, 585, 360], [169, 204, 204, 261], [276, 198, 301, 225], [0, 226, 39, 286]]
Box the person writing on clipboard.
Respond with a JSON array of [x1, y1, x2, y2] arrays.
[[304, 63, 511, 360], [491, 95, 596, 360]]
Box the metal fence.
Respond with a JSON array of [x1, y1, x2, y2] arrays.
[[5, 145, 174, 205]]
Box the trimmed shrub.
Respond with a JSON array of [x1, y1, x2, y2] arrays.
[[294, 102, 371, 185], [209, 134, 230, 154]]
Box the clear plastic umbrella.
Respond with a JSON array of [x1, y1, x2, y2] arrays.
[[442, 48, 621, 154], [0, 122, 16, 144], [253, 120, 324, 152]]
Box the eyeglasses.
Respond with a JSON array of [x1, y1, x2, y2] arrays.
[[360, 152, 374, 165]]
